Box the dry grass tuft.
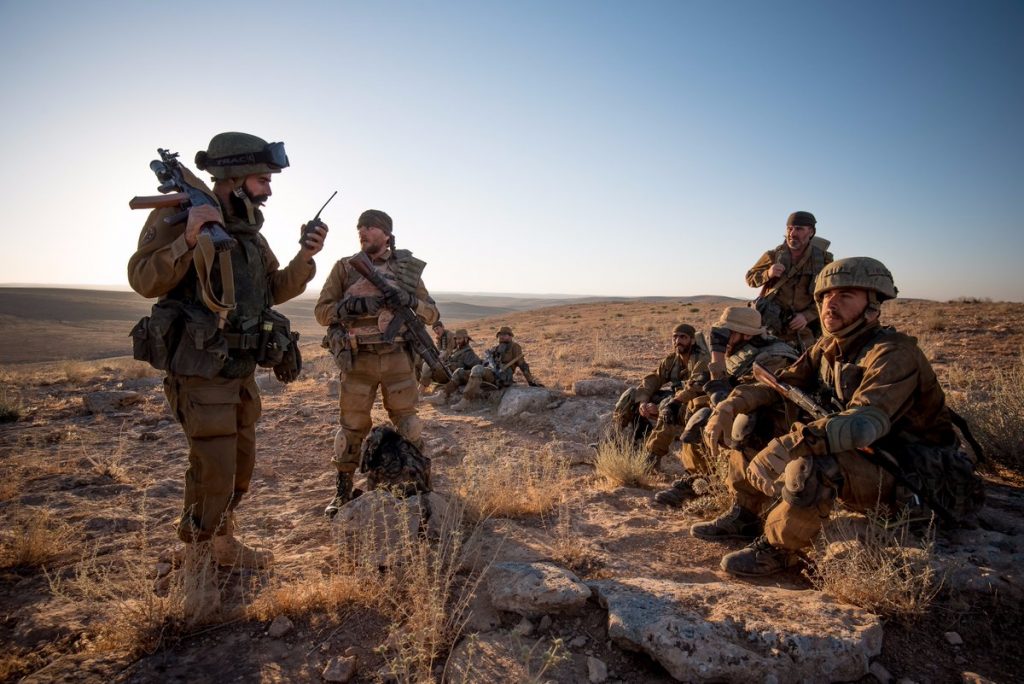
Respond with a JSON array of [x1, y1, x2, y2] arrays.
[[809, 508, 941, 623], [0, 384, 21, 422], [945, 352, 1024, 470], [923, 309, 947, 332], [453, 445, 571, 521], [546, 501, 601, 574], [684, 444, 734, 519], [593, 433, 654, 488], [61, 360, 95, 383], [0, 508, 75, 570]]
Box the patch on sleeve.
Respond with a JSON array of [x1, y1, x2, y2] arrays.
[[140, 225, 157, 246]]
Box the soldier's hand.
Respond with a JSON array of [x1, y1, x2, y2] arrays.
[[702, 404, 736, 458], [338, 295, 383, 318], [787, 313, 808, 331], [768, 263, 785, 279], [746, 438, 792, 496], [383, 286, 416, 311], [299, 222, 328, 260], [709, 326, 731, 353], [638, 402, 659, 420], [185, 205, 224, 249]]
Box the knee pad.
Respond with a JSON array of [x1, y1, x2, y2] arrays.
[[395, 415, 423, 445], [469, 366, 487, 379]]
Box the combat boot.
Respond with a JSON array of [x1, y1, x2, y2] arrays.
[[324, 471, 354, 519], [462, 376, 482, 401], [181, 541, 221, 625], [690, 504, 762, 540], [212, 533, 273, 570], [654, 474, 710, 507], [720, 535, 801, 577]]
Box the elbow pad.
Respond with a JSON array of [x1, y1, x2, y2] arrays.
[[825, 406, 891, 453]]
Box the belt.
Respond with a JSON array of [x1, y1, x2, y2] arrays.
[[357, 341, 406, 355], [222, 332, 261, 350]]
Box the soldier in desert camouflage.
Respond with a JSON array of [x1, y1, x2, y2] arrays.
[[455, 326, 542, 407]]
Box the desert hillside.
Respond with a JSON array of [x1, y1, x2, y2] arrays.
[[0, 294, 1022, 683]]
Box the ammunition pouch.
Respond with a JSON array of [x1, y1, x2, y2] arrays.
[[131, 299, 184, 371], [273, 335, 302, 383], [322, 322, 354, 373], [172, 304, 228, 379], [392, 249, 427, 297]]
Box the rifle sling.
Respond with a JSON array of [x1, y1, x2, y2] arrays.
[[761, 247, 814, 302], [193, 233, 235, 327]]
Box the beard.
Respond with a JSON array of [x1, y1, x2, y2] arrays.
[[675, 342, 692, 355]]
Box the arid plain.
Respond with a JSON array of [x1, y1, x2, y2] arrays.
[[1, 288, 1022, 683]]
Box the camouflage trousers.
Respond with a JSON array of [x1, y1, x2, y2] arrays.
[[725, 447, 895, 551], [164, 374, 261, 543], [334, 344, 422, 474]]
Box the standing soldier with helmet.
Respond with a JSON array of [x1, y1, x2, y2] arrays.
[[746, 211, 833, 349], [315, 209, 440, 518], [128, 132, 326, 620], [696, 257, 984, 577]]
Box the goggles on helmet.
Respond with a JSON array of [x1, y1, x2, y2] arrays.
[[204, 141, 289, 171]]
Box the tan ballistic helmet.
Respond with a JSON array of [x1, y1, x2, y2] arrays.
[[715, 306, 764, 335], [195, 132, 289, 180], [454, 328, 472, 341], [814, 257, 898, 303], [496, 326, 514, 337]]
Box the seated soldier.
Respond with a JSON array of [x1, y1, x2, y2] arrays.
[[654, 307, 799, 506], [418, 320, 455, 391], [457, 326, 541, 406], [428, 328, 482, 399], [609, 323, 708, 464], [695, 257, 984, 577]]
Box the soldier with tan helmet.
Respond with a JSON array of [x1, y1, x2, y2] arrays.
[[695, 257, 983, 577], [422, 328, 482, 400], [653, 307, 799, 507], [746, 211, 833, 350], [609, 323, 709, 463], [128, 132, 326, 619], [457, 326, 542, 405], [315, 209, 440, 518]]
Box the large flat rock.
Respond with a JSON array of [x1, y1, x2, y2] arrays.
[[590, 577, 882, 683]]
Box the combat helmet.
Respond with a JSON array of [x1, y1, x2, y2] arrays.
[[814, 257, 898, 306], [195, 132, 289, 180]]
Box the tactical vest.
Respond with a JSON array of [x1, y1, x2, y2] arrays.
[[343, 249, 425, 343]]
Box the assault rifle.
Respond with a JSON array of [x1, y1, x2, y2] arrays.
[[348, 252, 452, 383], [129, 148, 236, 251], [751, 362, 956, 524]]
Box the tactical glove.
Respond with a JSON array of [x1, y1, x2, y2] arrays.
[[383, 286, 417, 311], [338, 296, 383, 318], [709, 326, 731, 353], [702, 403, 736, 458]]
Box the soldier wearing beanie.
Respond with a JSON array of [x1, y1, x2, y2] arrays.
[[128, 132, 326, 621], [315, 209, 440, 518], [608, 322, 709, 467], [745, 211, 833, 350]]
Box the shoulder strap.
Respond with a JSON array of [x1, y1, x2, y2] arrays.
[[192, 234, 235, 328], [762, 247, 815, 302]]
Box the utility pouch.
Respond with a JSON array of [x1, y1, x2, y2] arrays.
[[322, 322, 353, 373], [170, 304, 228, 379], [273, 331, 302, 383], [131, 299, 185, 371], [257, 308, 293, 368], [895, 441, 985, 524], [752, 296, 785, 336]]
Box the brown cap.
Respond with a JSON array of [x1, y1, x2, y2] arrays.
[[787, 211, 816, 227], [496, 326, 514, 337], [672, 323, 696, 337], [715, 306, 764, 336], [454, 328, 472, 340]]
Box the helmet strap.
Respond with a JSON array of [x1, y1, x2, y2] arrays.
[[231, 181, 258, 225]]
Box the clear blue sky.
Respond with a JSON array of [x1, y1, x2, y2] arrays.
[[1, 0, 1021, 301]]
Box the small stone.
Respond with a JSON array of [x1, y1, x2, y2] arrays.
[[327, 379, 340, 399], [299, 406, 314, 418], [154, 562, 172, 578], [870, 661, 894, 684], [945, 631, 964, 646], [322, 655, 358, 682], [267, 615, 294, 638], [961, 672, 997, 684], [511, 616, 534, 637], [539, 615, 552, 631], [569, 635, 588, 649], [587, 656, 608, 683]]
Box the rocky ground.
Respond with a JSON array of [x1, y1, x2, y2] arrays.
[[0, 298, 1022, 683]]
